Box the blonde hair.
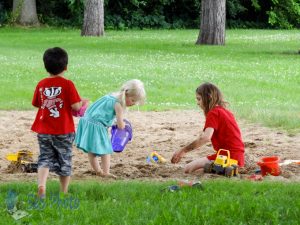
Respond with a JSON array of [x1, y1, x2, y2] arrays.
[[116, 79, 146, 108]]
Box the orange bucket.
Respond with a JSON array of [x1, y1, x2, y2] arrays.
[[257, 156, 281, 176]]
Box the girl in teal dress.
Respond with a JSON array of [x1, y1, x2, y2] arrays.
[[75, 79, 146, 178]]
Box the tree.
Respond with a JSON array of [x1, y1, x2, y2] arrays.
[[268, 0, 300, 29], [81, 0, 104, 36], [196, 0, 226, 45], [13, 0, 39, 26]]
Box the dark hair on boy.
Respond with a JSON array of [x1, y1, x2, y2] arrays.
[[196, 82, 228, 115], [43, 47, 68, 75]]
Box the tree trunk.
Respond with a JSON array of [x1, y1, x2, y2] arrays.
[[196, 0, 226, 45], [81, 0, 104, 36], [13, 0, 39, 26]]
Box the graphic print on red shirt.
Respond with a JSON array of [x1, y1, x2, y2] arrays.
[[31, 76, 81, 135], [41, 86, 64, 118]]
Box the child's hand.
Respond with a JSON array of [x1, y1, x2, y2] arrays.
[[171, 149, 185, 164], [81, 98, 89, 105], [72, 98, 89, 117]]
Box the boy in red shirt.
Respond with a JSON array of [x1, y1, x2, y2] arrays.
[[171, 82, 244, 173], [31, 47, 82, 198]]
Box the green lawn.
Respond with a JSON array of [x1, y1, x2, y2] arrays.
[[0, 28, 299, 131], [1, 180, 299, 225]]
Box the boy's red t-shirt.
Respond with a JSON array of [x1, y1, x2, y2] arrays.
[[204, 106, 245, 166], [31, 76, 81, 135]]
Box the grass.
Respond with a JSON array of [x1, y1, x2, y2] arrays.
[[1, 180, 299, 224], [0, 28, 299, 131]]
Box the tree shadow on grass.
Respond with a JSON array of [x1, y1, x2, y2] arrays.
[[280, 50, 300, 55], [244, 50, 299, 56]]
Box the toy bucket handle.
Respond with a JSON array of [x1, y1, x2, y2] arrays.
[[218, 149, 230, 158], [124, 119, 132, 128], [124, 119, 132, 140]]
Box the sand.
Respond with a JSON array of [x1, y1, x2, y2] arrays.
[[0, 110, 299, 183]]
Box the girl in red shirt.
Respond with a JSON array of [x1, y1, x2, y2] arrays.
[[171, 82, 244, 173]]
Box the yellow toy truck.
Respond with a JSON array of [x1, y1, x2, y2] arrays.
[[204, 149, 238, 177], [6, 150, 38, 173], [147, 151, 167, 163]]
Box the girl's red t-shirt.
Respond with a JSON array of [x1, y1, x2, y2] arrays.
[[204, 106, 245, 166], [31, 76, 81, 135]]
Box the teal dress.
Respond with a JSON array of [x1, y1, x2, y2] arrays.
[[75, 95, 118, 156]]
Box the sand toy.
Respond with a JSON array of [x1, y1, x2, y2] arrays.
[[6, 150, 37, 173], [204, 149, 239, 177], [146, 151, 167, 163], [279, 160, 300, 166], [111, 120, 133, 152], [257, 156, 281, 176], [162, 181, 204, 192], [72, 99, 89, 117]]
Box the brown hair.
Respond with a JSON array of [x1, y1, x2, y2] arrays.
[[196, 82, 227, 115]]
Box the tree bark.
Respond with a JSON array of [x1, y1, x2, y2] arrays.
[[81, 0, 104, 36], [196, 0, 226, 45], [13, 0, 39, 26]]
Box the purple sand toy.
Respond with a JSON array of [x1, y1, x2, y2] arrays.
[[111, 120, 133, 153]]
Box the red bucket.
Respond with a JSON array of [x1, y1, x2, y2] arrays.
[[257, 156, 281, 176]]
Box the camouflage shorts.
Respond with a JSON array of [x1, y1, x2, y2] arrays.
[[37, 133, 75, 176]]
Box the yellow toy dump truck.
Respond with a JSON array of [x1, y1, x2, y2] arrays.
[[204, 149, 238, 177], [146, 151, 167, 163], [6, 150, 38, 173]]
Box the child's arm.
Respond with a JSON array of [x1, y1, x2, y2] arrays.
[[182, 127, 214, 153], [32, 86, 41, 108], [68, 80, 83, 113], [171, 127, 214, 163], [114, 102, 126, 129], [71, 101, 83, 111]]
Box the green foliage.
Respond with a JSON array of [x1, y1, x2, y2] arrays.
[[6, 0, 24, 26], [227, 0, 247, 18], [36, 0, 84, 28], [0, 2, 7, 25], [0, 11, 8, 26], [64, 0, 84, 25], [0, 0, 299, 29], [227, 19, 267, 29], [0, 2, 9, 25], [251, 0, 261, 10], [104, 0, 199, 29], [267, 0, 300, 28], [1, 180, 300, 224]]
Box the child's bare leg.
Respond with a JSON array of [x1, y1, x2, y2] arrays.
[[101, 154, 116, 178], [184, 157, 211, 174], [37, 167, 49, 197], [88, 152, 103, 175], [59, 176, 70, 193]]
